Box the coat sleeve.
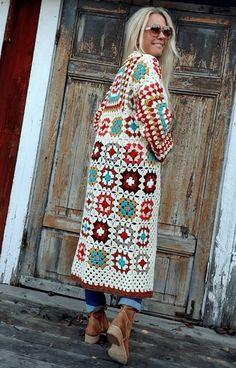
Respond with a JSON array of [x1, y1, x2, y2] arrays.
[[93, 100, 104, 132], [93, 90, 110, 132], [134, 55, 173, 162]]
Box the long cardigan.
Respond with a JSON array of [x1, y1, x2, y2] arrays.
[[71, 52, 173, 298]]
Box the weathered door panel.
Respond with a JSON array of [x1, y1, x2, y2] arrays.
[[176, 18, 229, 76], [173, 14, 235, 319], [20, 0, 235, 321], [160, 93, 216, 235], [44, 79, 105, 228]]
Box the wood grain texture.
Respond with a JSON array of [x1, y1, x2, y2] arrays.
[[45, 79, 108, 222], [19, 1, 236, 323], [176, 20, 229, 76], [160, 93, 215, 236]]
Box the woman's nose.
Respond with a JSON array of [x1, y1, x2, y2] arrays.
[[158, 31, 166, 39]]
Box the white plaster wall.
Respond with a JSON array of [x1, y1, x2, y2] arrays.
[[0, 0, 62, 283], [203, 92, 236, 323], [0, 0, 10, 57]]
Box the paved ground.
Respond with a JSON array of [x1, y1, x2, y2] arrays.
[[0, 284, 235, 367]]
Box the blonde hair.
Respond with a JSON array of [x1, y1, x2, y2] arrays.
[[123, 7, 179, 99]]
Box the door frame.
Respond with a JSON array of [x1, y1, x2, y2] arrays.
[[0, 0, 62, 283]]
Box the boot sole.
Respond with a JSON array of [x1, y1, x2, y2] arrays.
[[107, 325, 128, 364], [84, 333, 100, 344], [85, 327, 110, 344]]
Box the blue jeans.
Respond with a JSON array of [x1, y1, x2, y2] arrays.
[[85, 289, 142, 313]]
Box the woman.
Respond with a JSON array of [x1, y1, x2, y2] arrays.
[[71, 6, 179, 364]]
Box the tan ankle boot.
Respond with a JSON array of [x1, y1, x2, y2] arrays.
[[107, 305, 136, 364], [85, 307, 109, 344]]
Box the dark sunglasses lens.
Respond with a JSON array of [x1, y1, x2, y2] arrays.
[[150, 25, 161, 35], [163, 26, 172, 37], [150, 25, 172, 37]]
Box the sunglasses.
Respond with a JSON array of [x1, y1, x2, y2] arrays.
[[145, 24, 173, 38]]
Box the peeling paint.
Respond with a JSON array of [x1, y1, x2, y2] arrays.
[[222, 263, 236, 329]]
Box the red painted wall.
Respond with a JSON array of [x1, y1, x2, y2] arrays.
[[0, 0, 41, 251]]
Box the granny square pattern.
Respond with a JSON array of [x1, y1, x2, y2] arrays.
[[71, 52, 173, 298]]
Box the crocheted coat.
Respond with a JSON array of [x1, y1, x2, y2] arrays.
[[71, 52, 173, 298]]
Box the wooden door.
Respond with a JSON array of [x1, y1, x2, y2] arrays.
[[19, 0, 236, 321]]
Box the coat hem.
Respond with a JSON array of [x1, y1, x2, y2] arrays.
[[71, 274, 153, 298]]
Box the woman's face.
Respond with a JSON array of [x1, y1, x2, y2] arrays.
[[142, 13, 169, 58]]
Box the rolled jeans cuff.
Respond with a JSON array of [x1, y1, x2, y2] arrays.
[[118, 297, 142, 312]]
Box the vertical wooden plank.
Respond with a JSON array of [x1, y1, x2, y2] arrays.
[[36, 229, 79, 281], [175, 256, 193, 306], [155, 256, 170, 292], [164, 257, 181, 304]]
